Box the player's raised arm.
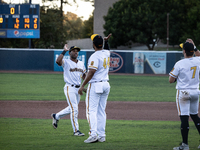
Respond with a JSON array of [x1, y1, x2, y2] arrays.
[[103, 33, 112, 50], [194, 48, 200, 56], [56, 44, 69, 66], [186, 39, 200, 56]]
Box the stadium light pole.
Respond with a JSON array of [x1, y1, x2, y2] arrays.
[[167, 13, 169, 51], [29, 0, 32, 48]]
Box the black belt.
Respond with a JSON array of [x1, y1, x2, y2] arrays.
[[94, 80, 109, 83], [71, 85, 80, 88]]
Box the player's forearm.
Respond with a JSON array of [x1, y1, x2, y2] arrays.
[[103, 41, 110, 50], [169, 76, 176, 83], [56, 54, 64, 66], [82, 73, 86, 80], [194, 50, 200, 56], [81, 71, 94, 87]]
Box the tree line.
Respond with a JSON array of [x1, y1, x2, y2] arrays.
[[1, 0, 199, 50], [104, 0, 200, 50]]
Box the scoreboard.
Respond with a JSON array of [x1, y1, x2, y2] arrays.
[[0, 4, 40, 38]]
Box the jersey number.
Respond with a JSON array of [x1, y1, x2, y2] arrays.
[[191, 66, 197, 78], [103, 57, 110, 69]]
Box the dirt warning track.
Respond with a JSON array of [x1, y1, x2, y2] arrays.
[[0, 101, 180, 121]]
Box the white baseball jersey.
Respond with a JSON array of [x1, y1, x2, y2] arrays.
[[169, 56, 200, 116], [85, 49, 111, 138], [62, 59, 86, 85], [87, 49, 110, 83], [55, 58, 86, 133], [169, 57, 200, 90]]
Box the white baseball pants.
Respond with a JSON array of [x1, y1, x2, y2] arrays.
[[56, 84, 80, 132], [176, 89, 200, 116], [86, 81, 110, 138]]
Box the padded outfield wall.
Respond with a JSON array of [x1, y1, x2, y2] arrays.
[[0, 48, 183, 74]]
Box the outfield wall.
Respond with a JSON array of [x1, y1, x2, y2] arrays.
[[0, 48, 183, 74]]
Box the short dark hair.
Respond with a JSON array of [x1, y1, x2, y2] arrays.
[[183, 42, 194, 56]]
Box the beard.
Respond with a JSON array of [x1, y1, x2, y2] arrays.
[[71, 55, 77, 59]]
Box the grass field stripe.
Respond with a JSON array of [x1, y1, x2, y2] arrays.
[[177, 90, 181, 116], [66, 86, 77, 132]]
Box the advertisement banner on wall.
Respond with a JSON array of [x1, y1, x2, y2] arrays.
[[7, 30, 40, 38], [133, 52, 166, 74], [54, 51, 86, 71], [133, 52, 144, 74], [109, 52, 124, 73]]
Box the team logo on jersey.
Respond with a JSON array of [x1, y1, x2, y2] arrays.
[[109, 52, 124, 73], [70, 68, 83, 73], [90, 61, 94, 65]]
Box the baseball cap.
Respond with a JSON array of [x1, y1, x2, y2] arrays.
[[69, 46, 80, 52], [91, 34, 103, 48], [179, 42, 194, 52]]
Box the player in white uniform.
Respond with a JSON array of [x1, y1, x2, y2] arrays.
[[169, 39, 200, 150], [51, 45, 86, 136], [78, 33, 112, 143]]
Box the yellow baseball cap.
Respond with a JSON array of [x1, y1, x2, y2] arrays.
[[179, 43, 183, 49], [91, 34, 99, 41]]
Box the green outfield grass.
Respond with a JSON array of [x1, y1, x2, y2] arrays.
[[0, 73, 176, 102], [0, 73, 198, 150], [0, 118, 199, 150]]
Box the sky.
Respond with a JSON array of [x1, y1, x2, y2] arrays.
[[2, 0, 94, 20]]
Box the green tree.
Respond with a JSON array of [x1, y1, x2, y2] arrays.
[[33, 6, 67, 48], [63, 12, 83, 40], [179, 0, 200, 46], [103, 0, 199, 50], [82, 14, 93, 38], [33, 7, 85, 48]]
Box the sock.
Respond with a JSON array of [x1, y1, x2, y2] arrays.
[[180, 115, 189, 145], [190, 114, 200, 134]]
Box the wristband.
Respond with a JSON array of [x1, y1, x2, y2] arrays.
[[61, 50, 67, 55], [194, 46, 198, 52], [174, 78, 177, 83]]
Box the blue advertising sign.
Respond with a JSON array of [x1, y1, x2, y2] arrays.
[[54, 51, 86, 72], [7, 29, 40, 38], [133, 52, 166, 74]]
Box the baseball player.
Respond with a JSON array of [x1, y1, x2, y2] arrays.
[[51, 45, 86, 136], [78, 33, 112, 143], [169, 39, 200, 150]]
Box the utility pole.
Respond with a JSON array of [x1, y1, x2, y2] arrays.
[[167, 13, 169, 51], [29, 0, 32, 48]]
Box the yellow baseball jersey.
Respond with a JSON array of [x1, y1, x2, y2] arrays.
[[169, 57, 200, 90], [87, 49, 110, 83]]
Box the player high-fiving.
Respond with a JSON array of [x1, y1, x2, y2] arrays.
[[51, 44, 86, 136]]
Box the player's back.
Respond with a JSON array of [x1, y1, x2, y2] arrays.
[[176, 57, 200, 89], [88, 49, 110, 83]]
